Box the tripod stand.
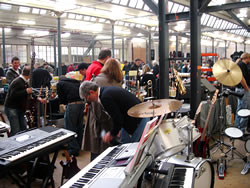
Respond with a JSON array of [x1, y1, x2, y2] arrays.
[[209, 88, 246, 179]]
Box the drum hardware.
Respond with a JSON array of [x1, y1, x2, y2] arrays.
[[222, 127, 246, 161]]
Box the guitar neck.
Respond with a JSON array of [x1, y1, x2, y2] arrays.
[[201, 89, 219, 141]]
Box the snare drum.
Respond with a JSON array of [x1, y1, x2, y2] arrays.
[[168, 155, 215, 188], [237, 109, 250, 117], [154, 119, 186, 159], [225, 127, 243, 138]]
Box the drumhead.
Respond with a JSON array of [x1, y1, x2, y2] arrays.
[[225, 127, 243, 138], [194, 160, 214, 188], [238, 109, 250, 117], [245, 138, 250, 153]]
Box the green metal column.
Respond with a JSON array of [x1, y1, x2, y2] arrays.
[[54, 34, 57, 75], [57, 16, 62, 76], [111, 23, 115, 58], [2, 28, 6, 68], [122, 38, 125, 62], [225, 40, 227, 58], [159, 0, 169, 99], [148, 30, 152, 67], [190, 0, 201, 118]]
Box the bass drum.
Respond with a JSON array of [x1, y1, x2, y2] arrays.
[[194, 160, 215, 188], [167, 155, 214, 188]]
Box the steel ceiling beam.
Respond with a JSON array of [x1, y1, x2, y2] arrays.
[[142, 0, 158, 15], [226, 10, 250, 32], [201, 2, 250, 13], [165, 11, 190, 23], [199, 0, 212, 13]]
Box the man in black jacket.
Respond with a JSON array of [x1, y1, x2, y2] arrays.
[[6, 56, 22, 84], [80, 81, 149, 144], [57, 77, 85, 156]]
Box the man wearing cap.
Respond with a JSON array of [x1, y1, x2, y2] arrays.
[[85, 49, 111, 81], [76, 62, 89, 82], [56, 63, 88, 156], [234, 53, 250, 133]]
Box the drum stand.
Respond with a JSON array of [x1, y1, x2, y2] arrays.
[[209, 91, 246, 179]]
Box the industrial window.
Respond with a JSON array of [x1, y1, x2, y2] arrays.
[[177, 5, 184, 13], [32, 8, 40, 14], [112, 0, 120, 4], [0, 4, 12, 10], [168, 1, 173, 12], [136, 0, 144, 9], [120, 0, 128, 6], [4, 45, 27, 64], [201, 14, 210, 25], [129, 0, 137, 8], [19, 6, 30, 13], [171, 3, 179, 13]]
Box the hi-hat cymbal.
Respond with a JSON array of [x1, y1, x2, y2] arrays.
[[128, 99, 182, 118], [212, 59, 242, 87]]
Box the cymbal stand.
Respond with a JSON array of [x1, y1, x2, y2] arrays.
[[185, 124, 195, 162]]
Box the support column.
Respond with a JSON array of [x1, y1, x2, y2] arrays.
[[54, 34, 57, 75], [92, 44, 95, 61], [244, 42, 246, 52], [235, 42, 237, 52], [57, 16, 62, 76], [146, 40, 149, 66], [212, 38, 215, 62], [148, 29, 152, 67], [122, 38, 125, 62], [176, 35, 178, 55], [225, 40, 227, 58], [159, 0, 169, 99], [2, 28, 6, 68], [111, 22, 115, 58], [190, 0, 201, 118]]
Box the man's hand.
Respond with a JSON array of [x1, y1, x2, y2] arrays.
[[103, 131, 113, 143], [38, 97, 47, 104], [26, 87, 32, 94]]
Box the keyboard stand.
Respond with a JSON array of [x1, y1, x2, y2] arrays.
[[6, 150, 59, 188]]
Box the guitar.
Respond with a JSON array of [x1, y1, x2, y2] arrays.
[[60, 150, 80, 185], [194, 89, 219, 158]]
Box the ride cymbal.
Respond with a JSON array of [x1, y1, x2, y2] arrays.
[[212, 59, 242, 87], [128, 99, 182, 118]]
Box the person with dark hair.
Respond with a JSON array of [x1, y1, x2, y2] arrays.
[[80, 81, 149, 145], [4, 66, 45, 136], [130, 58, 142, 71], [32, 62, 52, 89], [75, 62, 89, 81], [85, 49, 111, 81], [56, 64, 88, 156], [6, 56, 22, 84], [84, 58, 123, 161], [61, 63, 67, 75]]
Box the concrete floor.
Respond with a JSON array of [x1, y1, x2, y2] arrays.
[[0, 138, 249, 188], [0, 106, 249, 188]]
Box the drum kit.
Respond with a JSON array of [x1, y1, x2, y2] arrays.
[[126, 58, 249, 185], [128, 99, 214, 187]]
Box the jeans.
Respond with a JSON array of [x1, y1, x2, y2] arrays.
[[121, 118, 149, 144], [64, 103, 85, 155], [234, 88, 249, 132], [4, 107, 27, 136]]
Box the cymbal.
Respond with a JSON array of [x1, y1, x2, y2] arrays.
[[128, 99, 182, 118], [212, 59, 242, 86]]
